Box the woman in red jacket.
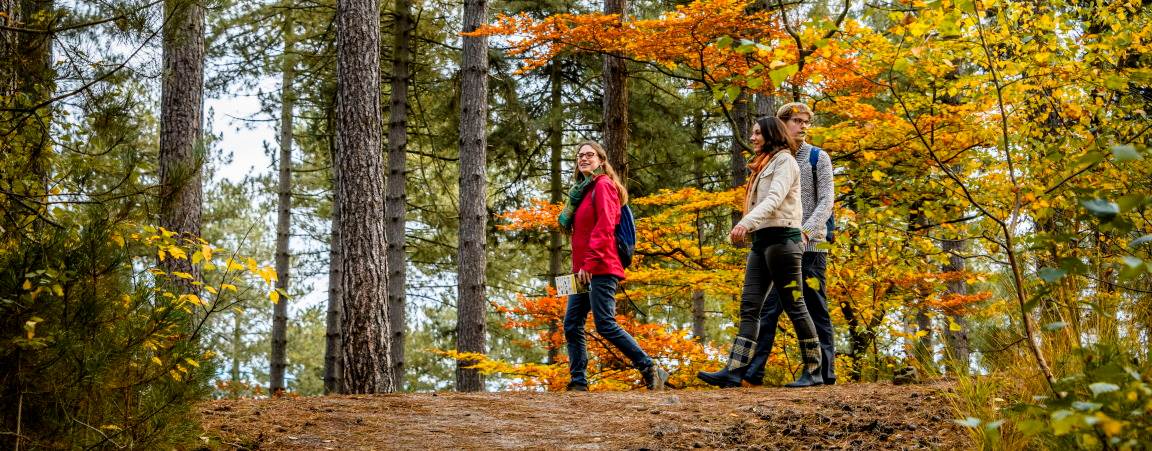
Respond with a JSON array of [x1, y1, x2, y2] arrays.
[[558, 141, 668, 392]]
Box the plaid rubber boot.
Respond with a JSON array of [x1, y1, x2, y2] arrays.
[[697, 336, 756, 388], [785, 338, 825, 388]]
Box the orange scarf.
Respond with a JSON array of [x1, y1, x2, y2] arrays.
[[744, 152, 773, 214]]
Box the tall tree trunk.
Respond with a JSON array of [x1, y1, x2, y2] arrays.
[[941, 238, 971, 375], [691, 109, 707, 342], [603, 5, 630, 317], [456, 0, 489, 392], [545, 60, 564, 364], [269, 13, 296, 396], [335, 0, 394, 394], [1, 0, 54, 229], [754, 93, 777, 119], [912, 305, 935, 374], [602, 0, 629, 184], [323, 99, 343, 395], [385, 0, 412, 391], [323, 180, 343, 394], [159, 0, 205, 290], [231, 310, 242, 396], [729, 92, 750, 227], [0, 0, 17, 96], [456, 0, 488, 394]]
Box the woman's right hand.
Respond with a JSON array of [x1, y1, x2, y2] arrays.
[[729, 225, 748, 244]]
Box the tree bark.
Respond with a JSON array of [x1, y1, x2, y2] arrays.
[[159, 0, 205, 291], [456, 0, 489, 392], [269, 12, 296, 396], [602, 0, 629, 184], [231, 310, 242, 395], [335, 0, 394, 394], [942, 238, 970, 375], [1, 0, 53, 231], [729, 92, 750, 227], [692, 109, 708, 342], [545, 60, 564, 364], [385, 0, 412, 391], [912, 305, 934, 374], [323, 178, 343, 395]]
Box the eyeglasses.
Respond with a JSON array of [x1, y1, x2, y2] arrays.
[[789, 117, 812, 126], [576, 152, 599, 160]]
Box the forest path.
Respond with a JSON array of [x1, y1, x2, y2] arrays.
[[200, 380, 967, 450]]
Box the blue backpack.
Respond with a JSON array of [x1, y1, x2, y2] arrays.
[[616, 204, 637, 268], [809, 147, 836, 243], [585, 183, 638, 268]]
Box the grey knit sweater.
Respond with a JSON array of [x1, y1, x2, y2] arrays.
[[797, 142, 834, 253]]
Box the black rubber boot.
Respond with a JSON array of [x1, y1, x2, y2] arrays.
[[784, 369, 824, 388], [697, 336, 756, 389], [698, 367, 745, 388]]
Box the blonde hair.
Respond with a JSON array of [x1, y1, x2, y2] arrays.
[[776, 102, 814, 122], [574, 140, 629, 205]]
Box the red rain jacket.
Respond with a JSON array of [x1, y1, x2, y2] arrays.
[[570, 176, 626, 279]]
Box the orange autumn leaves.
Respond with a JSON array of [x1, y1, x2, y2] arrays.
[[471, 0, 873, 95]]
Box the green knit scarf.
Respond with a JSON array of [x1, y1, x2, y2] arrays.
[[557, 169, 603, 232]]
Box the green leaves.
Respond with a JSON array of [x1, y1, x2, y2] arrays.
[[1088, 382, 1120, 397], [1080, 199, 1119, 220], [1111, 144, 1142, 162], [1037, 267, 1066, 283], [768, 64, 798, 89]]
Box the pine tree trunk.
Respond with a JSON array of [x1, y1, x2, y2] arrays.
[[1, 0, 54, 228], [231, 310, 242, 396], [729, 92, 750, 227], [159, 0, 205, 291], [942, 238, 971, 375], [692, 110, 707, 342], [269, 13, 296, 396], [0, 0, 17, 96], [456, 0, 489, 392], [385, 0, 412, 391], [602, 0, 629, 184], [545, 60, 564, 364], [335, 0, 394, 394], [323, 180, 344, 395], [912, 306, 935, 374]]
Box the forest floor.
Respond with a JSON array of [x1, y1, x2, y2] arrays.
[[199, 380, 969, 450]]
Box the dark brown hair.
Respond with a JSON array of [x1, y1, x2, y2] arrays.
[[755, 116, 799, 156]]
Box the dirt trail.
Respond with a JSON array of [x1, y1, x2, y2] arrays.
[[199, 381, 967, 450]]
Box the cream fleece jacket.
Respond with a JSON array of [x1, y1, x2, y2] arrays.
[[737, 150, 803, 232]]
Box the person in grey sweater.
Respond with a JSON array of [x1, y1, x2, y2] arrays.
[[743, 102, 838, 386]]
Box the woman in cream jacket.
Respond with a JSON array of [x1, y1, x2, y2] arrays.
[[697, 117, 824, 389]]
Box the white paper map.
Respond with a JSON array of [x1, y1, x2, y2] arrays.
[[554, 274, 586, 296]]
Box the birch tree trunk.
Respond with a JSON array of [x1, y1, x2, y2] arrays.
[[335, 0, 393, 394], [455, 0, 489, 392]]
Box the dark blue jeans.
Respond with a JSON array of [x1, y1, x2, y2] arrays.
[[746, 251, 836, 382], [564, 275, 653, 385]]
